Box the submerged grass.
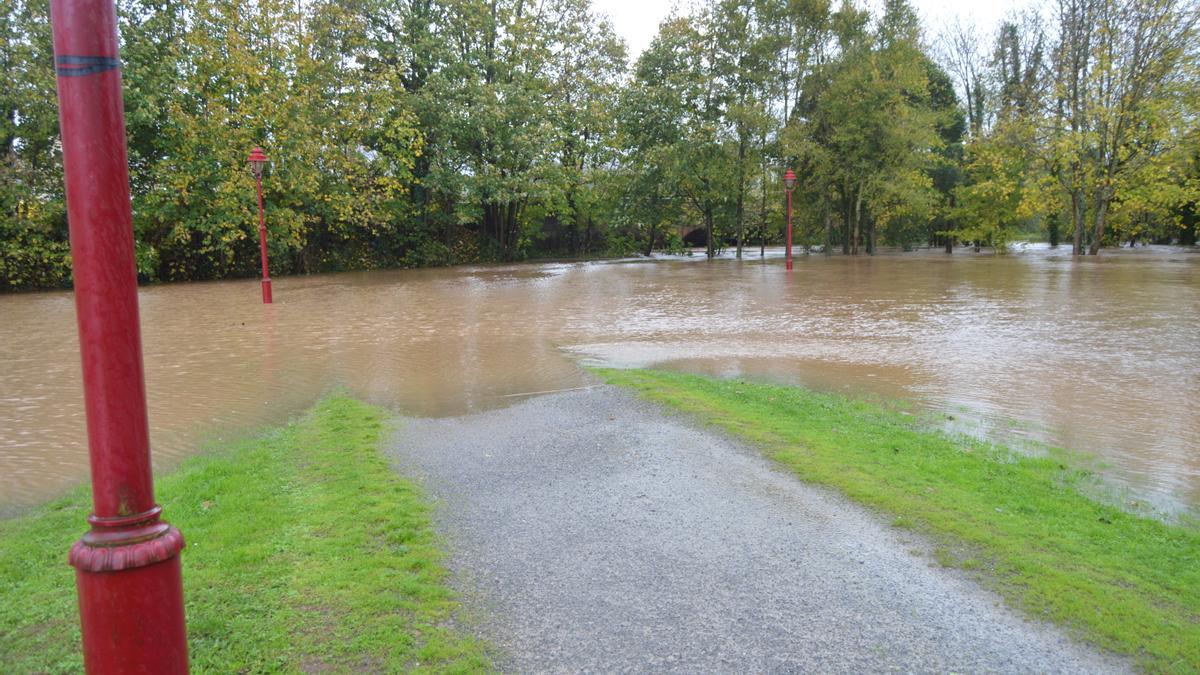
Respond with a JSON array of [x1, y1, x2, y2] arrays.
[[596, 368, 1199, 673], [0, 396, 488, 673]]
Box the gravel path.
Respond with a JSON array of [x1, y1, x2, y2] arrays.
[[388, 386, 1126, 673]]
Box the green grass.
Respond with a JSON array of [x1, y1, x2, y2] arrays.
[[0, 396, 489, 673], [596, 368, 1200, 673]]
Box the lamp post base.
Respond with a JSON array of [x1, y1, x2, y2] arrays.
[[76, 556, 188, 674], [70, 506, 188, 673]]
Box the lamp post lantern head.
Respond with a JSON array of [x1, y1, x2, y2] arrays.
[[783, 168, 797, 192], [248, 147, 267, 179]]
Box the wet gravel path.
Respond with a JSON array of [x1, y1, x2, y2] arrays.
[[388, 386, 1126, 673]]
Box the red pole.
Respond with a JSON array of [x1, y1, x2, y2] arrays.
[[256, 174, 272, 303], [786, 189, 794, 271], [50, 1, 189, 672]]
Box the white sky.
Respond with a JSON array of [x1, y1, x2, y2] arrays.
[[591, 0, 1039, 61]]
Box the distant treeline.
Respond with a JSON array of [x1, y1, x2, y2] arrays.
[[3, 0, 1199, 290]]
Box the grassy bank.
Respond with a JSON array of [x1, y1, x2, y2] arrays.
[[597, 368, 1199, 673], [0, 397, 487, 673]]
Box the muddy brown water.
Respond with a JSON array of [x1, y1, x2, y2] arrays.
[[1, 244, 1197, 515]]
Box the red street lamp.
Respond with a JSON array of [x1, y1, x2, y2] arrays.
[[49, 0, 189, 671], [248, 146, 272, 303], [783, 168, 797, 271]]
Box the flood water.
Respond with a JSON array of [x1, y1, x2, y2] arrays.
[[1, 245, 1197, 515]]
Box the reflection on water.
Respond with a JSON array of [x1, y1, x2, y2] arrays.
[[1, 245, 1197, 514]]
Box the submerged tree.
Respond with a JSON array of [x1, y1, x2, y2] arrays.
[[1043, 0, 1199, 253]]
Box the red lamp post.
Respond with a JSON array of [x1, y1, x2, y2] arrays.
[[49, 0, 189, 672], [783, 168, 797, 271], [248, 147, 272, 303]]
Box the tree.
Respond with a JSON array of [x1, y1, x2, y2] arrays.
[[546, 7, 626, 256], [0, 0, 67, 290], [626, 15, 736, 259], [792, 0, 940, 255], [946, 12, 1048, 252], [953, 121, 1047, 251], [940, 18, 987, 140], [1080, 0, 1198, 254]]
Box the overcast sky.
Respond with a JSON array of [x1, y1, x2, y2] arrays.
[[591, 0, 1039, 61]]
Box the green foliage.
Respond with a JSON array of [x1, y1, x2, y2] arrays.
[[0, 202, 70, 290], [3, 0, 1198, 289], [952, 120, 1049, 252], [0, 396, 489, 672], [620, 14, 738, 258], [598, 368, 1200, 673], [1, 0, 66, 290], [127, 0, 426, 281]]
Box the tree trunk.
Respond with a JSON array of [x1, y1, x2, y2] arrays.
[[735, 134, 747, 259], [503, 202, 519, 260], [498, 205, 507, 259], [565, 189, 579, 255], [440, 190, 456, 260], [944, 193, 956, 253], [1071, 188, 1085, 255], [842, 188, 851, 255], [645, 195, 659, 256], [483, 201, 496, 256], [852, 187, 863, 256], [1088, 192, 1110, 255], [823, 198, 833, 257], [759, 135, 768, 259], [705, 207, 715, 259]]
